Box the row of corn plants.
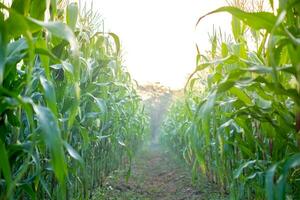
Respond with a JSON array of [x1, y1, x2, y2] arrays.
[[0, 0, 148, 199], [161, 0, 300, 199]]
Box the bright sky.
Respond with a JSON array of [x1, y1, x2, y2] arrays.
[[82, 0, 231, 89]]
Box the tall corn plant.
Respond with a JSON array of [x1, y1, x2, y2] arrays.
[[0, 0, 148, 199], [162, 0, 300, 199]]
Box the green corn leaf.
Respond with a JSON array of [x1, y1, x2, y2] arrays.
[[233, 160, 256, 179], [35, 37, 50, 78], [66, 2, 78, 31], [109, 32, 121, 55], [63, 141, 84, 165], [0, 139, 12, 196], [7, 110, 20, 126], [87, 93, 108, 115], [244, 65, 295, 75], [35, 47, 60, 63], [5, 38, 28, 82], [232, 16, 242, 41], [0, 13, 7, 85], [11, 0, 31, 15], [62, 61, 74, 74], [19, 184, 36, 200], [277, 153, 300, 199], [255, 95, 272, 110], [230, 87, 253, 106], [33, 105, 67, 184], [199, 91, 216, 116], [217, 81, 235, 93], [0, 3, 36, 39], [30, 0, 46, 20], [80, 128, 90, 150], [67, 83, 80, 130], [50, 0, 57, 19], [221, 42, 228, 57], [28, 17, 78, 52], [196, 55, 238, 71], [40, 76, 58, 116], [196, 6, 277, 32], [265, 164, 277, 200], [40, 177, 51, 198]]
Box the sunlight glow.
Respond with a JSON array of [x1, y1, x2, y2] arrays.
[[83, 0, 231, 89]]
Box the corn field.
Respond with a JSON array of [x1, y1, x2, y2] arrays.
[[1, 0, 300, 199], [0, 0, 148, 199], [162, 0, 300, 199]]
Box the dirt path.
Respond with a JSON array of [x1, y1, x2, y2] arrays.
[[92, 144, 225, 200]]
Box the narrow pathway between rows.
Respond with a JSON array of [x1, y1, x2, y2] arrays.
[[91, 85, 225, 199], [92, 144, 224, 200]]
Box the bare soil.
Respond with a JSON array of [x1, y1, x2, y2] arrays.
[[91, 144, 225, 200]]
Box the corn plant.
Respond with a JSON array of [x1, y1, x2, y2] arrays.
[[0, 0, 148, 199], [162, 0, 300, 199]]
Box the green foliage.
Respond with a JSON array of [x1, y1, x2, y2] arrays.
[[162, 0, 300, 199], [0, 0, 148, 199]]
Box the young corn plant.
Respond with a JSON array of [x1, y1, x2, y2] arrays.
[[162, 0, 300, 199], [0, 0, 148, 199]]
